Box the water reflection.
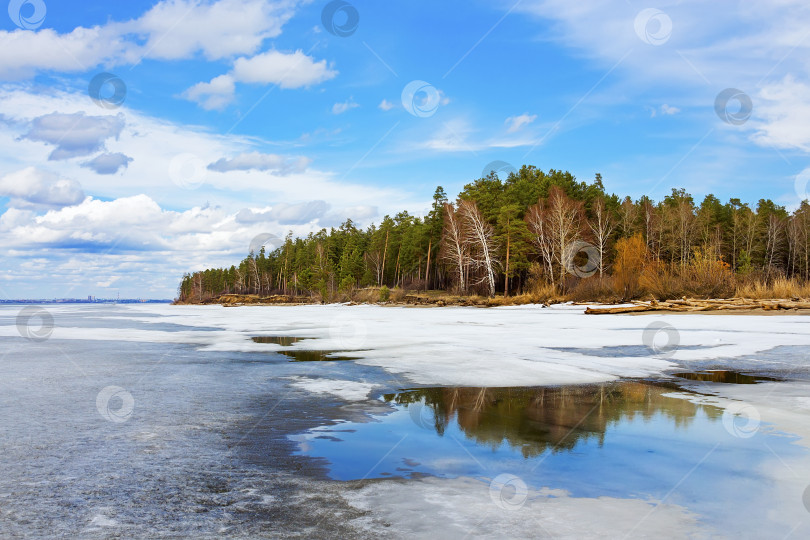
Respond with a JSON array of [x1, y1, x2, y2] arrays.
[[250, 336, 358, 361], [384, 383, 715, 458], [251, 336, 311, 346], [673, 370, 778, 384]]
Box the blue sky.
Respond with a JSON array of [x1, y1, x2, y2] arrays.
[[1, 0, 809, 298]]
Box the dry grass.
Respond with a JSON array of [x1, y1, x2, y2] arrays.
[[332, 274, 810, 307], [565, 277, 620, 303], [735, 276, 810, 300]]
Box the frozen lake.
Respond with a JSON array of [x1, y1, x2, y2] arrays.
[[1, 303, 809, 538]]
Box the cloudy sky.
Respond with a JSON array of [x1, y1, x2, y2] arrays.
[[1, 0, 809, 299]]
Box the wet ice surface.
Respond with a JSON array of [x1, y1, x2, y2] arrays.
[[2, 304, 810, 538], [0, 308, 393, 538], [294, 383, 808, 537]]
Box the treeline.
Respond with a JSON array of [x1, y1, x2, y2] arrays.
[[177, 165, 810, 303]]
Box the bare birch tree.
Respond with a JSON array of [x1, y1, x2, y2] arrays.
[[545, 186, 584, 285], [458, 199, 499, 297], [441, 203, 468, 293], [588, 197, 615, 277], [526, 200, 556, 287]]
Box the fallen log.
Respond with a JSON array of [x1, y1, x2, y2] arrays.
[[585, 305, 655, 314], [585, 298, 810, 314]]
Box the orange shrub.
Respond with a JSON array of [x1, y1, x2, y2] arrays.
[[613, 234, 647, 300]]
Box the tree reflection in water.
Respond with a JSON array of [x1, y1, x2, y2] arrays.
[[384, 383, 719, 458]]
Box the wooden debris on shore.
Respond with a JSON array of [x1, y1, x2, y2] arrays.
[[210, 294, 311, 306], [585, 298, 810, 314]]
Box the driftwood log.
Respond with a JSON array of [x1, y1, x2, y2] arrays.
[[584, 298, 810, 314]]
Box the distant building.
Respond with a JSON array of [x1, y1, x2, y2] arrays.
[[88, 295, 95, 302]]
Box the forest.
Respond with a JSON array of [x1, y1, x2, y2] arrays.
[[177, 165, 810, 304]]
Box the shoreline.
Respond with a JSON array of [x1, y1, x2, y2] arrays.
[[174, 292, 810, 315]]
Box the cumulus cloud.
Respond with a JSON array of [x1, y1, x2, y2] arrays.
[[505, 113, 537, 133], [185, 49, 338, 109], [0, 26, 126, 79], [0, 0, 299, 79], [751, 76, 810, 152], [232, 49, 336, 87], [0, 88, 420, 298], [236, 200, 330, 225], [270, 200, 330, 224], [81, 152, 133, 174], [23, 112, 125, 160], [0, 193, 369, 297], [130, 0, 296, 61], [0, 167, 84, 208], [378, 99, 395, 111], [333, 99, 359, 114], [182, 74, 236, 111], [661, 104, 680, 115], [207, 152, 311, 174]]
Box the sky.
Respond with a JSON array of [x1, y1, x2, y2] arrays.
[[1, 0, 809, 299]]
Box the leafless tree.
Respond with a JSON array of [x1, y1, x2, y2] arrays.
[[441, 203, 468, 293], [458, 199, 499, 297], [526, 200, 556, 287], [588, 197, 615, 276], [765, 214, 785, 271], [618, 196, 637, 237], [546, 186, 584, 285]]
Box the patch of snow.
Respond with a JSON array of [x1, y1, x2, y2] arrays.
[[288, 376, 376, 402], [343, 476, 703, 539]]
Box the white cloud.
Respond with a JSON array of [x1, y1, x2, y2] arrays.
[[185, 50, 338, 109], [208, 152, 311, 174], [131, 0, 296, 61], [0, 0, 299, 79], [660, 104, 680, 115], [751, 76, 810, 152], [0, 167, 84, 208], [96, 276, 120, 288], [332, 99, 359, 115], [23, 112, 125, 160], [378, 99, 395, 111], [505, 113, 537, 133], [0, 87, 422, 297], [236, 200, 331, 225], [518, 1, 810, 161], [81, 152, 133, 175], [182, 74, 236, 111], [421, 120, 478, 152], [232, 49, 337, 87], [418, 118, 539, 153], [0, 26, 126, 79]]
